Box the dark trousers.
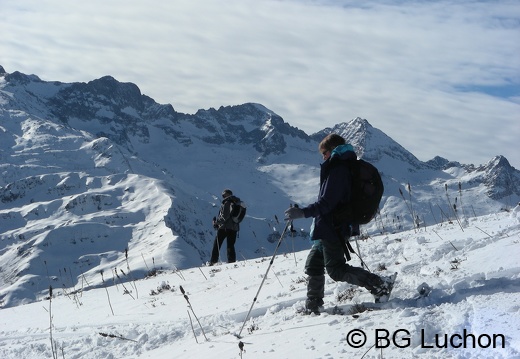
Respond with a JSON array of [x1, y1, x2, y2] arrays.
[[210, 228, 237, 263], [304, 237, 383, 299]]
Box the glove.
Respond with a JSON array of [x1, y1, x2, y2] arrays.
[[284, 207, 305, 221]]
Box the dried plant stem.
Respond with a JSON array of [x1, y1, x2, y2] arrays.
[[407, 182, 416, 227], [198, 267, 207, 280], [98, 332, 137, 342], [49, 286, 58, 359], [433, 229, 459, 251], [429, 203, 438, 225], [124, 248, 139, 298], [180, 285, 208, 341], [475, 226, 493, 238], [173, 265, 186, 281], [186, 310, 199, 343], [115, 269, 136, 300], [445, 184, 464, 231], [141, 253, 150, 271], [399, 187, 417, 232], [458, 182, 467, 219], [100, 271, 115, 315]]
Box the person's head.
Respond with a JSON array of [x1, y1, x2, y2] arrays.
[[222, 189, 233, 198], [318, 133, 346, 160]]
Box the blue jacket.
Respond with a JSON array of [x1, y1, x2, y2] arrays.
[[302, 144, 356, 241]]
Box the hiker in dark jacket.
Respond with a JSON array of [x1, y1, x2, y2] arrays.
[[208, 189, 239, 266], [284, 133, 395, 314]]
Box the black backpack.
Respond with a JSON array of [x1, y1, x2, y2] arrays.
[[332, 159, 384, 225], [230, 197, 247, 224]]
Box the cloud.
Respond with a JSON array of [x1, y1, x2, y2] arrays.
[[1, 0, 519, 167]]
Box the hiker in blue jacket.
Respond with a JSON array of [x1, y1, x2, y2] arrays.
[[284, 133, 395, 314], [208, 189, 239, 266]]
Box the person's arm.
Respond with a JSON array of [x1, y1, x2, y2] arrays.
[[303, 164, 349, 218]]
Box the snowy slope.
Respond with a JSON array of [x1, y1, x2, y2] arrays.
[[0, 209, 519, 359]]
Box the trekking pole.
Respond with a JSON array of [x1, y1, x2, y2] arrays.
[[213, 217, 222, 264], [290, 219, 297, 266], [353, 236, 370, 271], [236, 220, 292, 338]]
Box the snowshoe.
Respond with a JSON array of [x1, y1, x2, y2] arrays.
[[373, 272, 397, 303]]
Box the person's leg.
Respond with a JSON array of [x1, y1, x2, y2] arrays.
[[321, 237, 384, 294], [304, 241, 326, 312], [210, 229, 227, 264], [226, 229, 237, 263]]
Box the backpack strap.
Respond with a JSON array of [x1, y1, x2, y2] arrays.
[[335, 226, 355, 261]]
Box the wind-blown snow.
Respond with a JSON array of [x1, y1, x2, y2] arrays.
[[1, 209, 519, 359]]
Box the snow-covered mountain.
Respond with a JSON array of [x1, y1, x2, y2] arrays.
[[1, 65, 519, 309]]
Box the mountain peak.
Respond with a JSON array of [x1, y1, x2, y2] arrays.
[[311, 117, 424, 171], [349, 116, 371, 128]]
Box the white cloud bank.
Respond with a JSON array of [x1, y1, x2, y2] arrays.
[[1, 0, 519, 167]]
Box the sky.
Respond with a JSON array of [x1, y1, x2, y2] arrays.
[[1, 0, 519, 168]]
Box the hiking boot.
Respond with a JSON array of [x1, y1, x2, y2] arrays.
[[373, 272, 397, 303], [305, 297, 324, 315]]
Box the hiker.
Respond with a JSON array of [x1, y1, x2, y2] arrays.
[[284, 133, 395, 314], [208, 189, 239, 266]]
